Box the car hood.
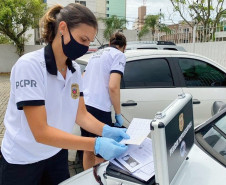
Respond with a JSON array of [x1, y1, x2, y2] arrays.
[[171, 144, 226, 185], [59, 144, 225, 185]]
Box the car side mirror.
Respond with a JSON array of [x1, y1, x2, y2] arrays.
[[212, 101, 226, 116]]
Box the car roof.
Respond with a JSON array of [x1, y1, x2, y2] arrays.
[[78, 49, 208, 62], [126, 44, 185, 50], [124, 49, 194, 59], [76, 49, 226, 72], [126, 41, 186, 51]]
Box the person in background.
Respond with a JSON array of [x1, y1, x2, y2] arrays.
[[0, 4, 129, 185], [82, 32, 127, 170]]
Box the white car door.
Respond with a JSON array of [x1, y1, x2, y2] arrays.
[[120, 57, 183, 127], [178, 57, 226, 126]]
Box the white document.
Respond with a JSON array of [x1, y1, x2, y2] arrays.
[[116, 137, 154, 173], [111, 158, 155, 182], [134, 162, 155, 181], [121, 118, 152, 145]]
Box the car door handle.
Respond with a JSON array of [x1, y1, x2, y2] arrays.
[[121, 102, 137, 106], [193, 99, 201, 104]]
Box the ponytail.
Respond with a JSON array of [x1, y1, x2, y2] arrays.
[[40, 5, 63, 43], [40, 3, 98, 44]]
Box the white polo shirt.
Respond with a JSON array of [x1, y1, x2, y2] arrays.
[[83, 47, 126, 112], [1, 44, 83, 164]]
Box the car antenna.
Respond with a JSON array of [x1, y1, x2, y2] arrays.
[[182, 88, 185, 94], [95, 35, 102, 47], [121, 114, 130, 123]]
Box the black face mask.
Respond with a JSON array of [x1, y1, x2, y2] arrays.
[[61, 29, 89, 60]]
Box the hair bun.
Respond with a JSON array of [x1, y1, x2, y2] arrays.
[[110, 32, 127, 47], [115, 32, 123, 40]]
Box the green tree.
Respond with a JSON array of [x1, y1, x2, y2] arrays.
[[170, 0, 226, 30], [100, 15, 127, 41], [138, 14, 170, 40], [0, 0, 46, 56], [0, 34, 11, 44]]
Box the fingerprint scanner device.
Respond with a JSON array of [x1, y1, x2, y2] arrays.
[[151, 93, 194, 185], [59, 93, 195, 185], [105, 93, 194, 185]]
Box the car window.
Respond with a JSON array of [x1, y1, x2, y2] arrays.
[[200, 115, 226, 161], [137, 47, 158, 50], [178, 58, 226, 87], [78, 63, 86, 73], [121, 58, 174, 88], [163, 48, 178, 51]]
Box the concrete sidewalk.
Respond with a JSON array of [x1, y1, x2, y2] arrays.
[[0, 74, 83, 177]]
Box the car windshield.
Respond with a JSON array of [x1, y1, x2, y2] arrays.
[[203, 117, 226, 156], [196, 114, 226, 166], [78, 63, 86, 73]]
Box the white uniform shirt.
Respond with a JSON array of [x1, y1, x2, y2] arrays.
[[83, 47, 126, 112], [1, 45, 83, 164]]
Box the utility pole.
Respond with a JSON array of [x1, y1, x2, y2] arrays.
[[158, 9, 162, 41], [192, 21, 197, 53], [137, 17, 139, 41]]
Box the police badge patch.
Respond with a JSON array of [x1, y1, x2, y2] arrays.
[[71, 83, 80, 99], [179, 113, 184, 132]]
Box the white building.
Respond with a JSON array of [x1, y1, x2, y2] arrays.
[[26, 0, 107, 45], [46, 0, 106, 29]]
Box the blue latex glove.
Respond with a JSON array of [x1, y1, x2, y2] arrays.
[[102, 125, 130, 142], [115, 114, 124, 127], [95, 137, 128, 160]]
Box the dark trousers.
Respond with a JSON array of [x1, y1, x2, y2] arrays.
[[0, 149, 70, 185], [80, 105, 113, 138]]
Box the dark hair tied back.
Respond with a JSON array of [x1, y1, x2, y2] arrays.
[[110, 32, 127, 48], [40, 3, 98, 43], [40, 5, 63, 43]]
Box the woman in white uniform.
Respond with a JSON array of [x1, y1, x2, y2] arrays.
[[82, 32, 127, 170], [0, 4, 129, 185]]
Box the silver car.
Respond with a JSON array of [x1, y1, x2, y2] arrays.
[[77, 49, 226, 126]]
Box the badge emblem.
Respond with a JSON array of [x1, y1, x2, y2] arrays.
[[71, 83, 80, 99], [179, 113, 184, 132]]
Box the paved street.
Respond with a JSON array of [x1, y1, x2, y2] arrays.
[[0, 74, 83, 177], [0, 74, 10, 145]]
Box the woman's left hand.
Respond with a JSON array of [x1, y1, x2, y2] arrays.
[[114, 114, 124, 127]]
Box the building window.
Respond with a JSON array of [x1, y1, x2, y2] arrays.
[[106, 14, 109, 17], [75, 1, 86, 6], [184, 28, 189, 33], [107, 1, 109, 4], [106, 7, 109, 10]]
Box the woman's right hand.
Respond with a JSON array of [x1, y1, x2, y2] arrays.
[[94, 137, 128, 160]]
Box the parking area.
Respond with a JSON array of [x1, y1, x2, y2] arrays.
[[0, 74, 83, 177]]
